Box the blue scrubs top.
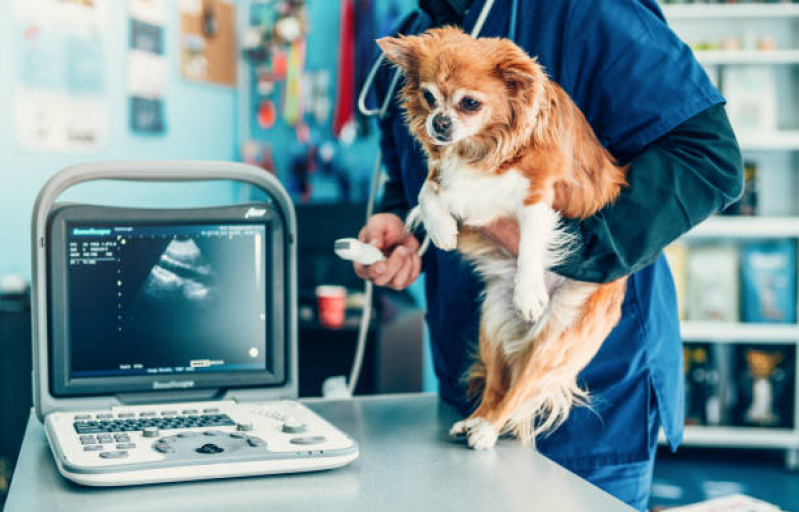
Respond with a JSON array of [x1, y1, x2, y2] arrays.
[[376, 0, 723, 470]]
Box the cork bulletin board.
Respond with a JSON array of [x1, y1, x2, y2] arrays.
[[179, 0, 236, 87]]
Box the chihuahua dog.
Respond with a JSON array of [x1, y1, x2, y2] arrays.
[[377, 27, 629, 449]]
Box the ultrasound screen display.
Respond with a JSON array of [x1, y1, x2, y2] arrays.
[[65, 222, 269, 379]]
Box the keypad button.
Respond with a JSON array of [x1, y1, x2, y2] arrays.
[[83, 445, 103, 452], [154, 443, 175, 453], [97, 413, 113, 419], [204, 430, 223, 436], [118, 412, 135, 418], [80, 437, 96, 445], [99, 450, 129, 459], [182, 409, 198, 415], [282, 421, 307, 434], [178, 432, 199, 438], [203, 408, 220, 414], [229, 433, 246, 439], [140, 412, 156, 417], [116, 443, 136, 450], [74, 414, 92, 420], [247, 437, 265, 447], [114, 434, 130, 442], [161, 410, 177, 416], [196, 443, 224, 454], [97, 435, 113, 444]]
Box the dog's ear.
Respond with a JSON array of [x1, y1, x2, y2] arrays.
[[493, 42, 541, 96], [377, 35, 420, 72]]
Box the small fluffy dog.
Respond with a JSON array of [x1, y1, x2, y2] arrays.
[[377, 27, 629, 449]]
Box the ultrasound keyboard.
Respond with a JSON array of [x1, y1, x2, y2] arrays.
[[45, 400, 359, 486], [73, 409, 235, 434]]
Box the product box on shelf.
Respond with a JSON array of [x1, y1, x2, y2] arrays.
[[741, 240, 797, 324], [687, 244, 739, 322], [734, 344, 796, 429]]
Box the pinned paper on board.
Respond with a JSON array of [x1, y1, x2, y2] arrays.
[[128, 0, 167, 134], [13, 0, 109, 152], [179, 0, 236, 87]]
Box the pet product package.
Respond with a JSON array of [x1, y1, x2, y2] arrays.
[[722, 161, 758, 216], [664, 242, 688, 320], [687, 244, 739, 322], [722, 66, 777, 134], [684, 343, 736, 426], [735, 344, 795, 429], [741, 240, 796, 324]]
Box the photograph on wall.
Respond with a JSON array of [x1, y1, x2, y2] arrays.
[[179, 0, 236, 87], [128, 0, 167, 134], [12, 0, 109, 152]]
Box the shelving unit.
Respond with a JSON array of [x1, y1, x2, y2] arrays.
[[662, 3, 799, 20], [661, 2, 799, 469], [693, 49, 799, 65]]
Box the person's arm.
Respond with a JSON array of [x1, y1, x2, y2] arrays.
[[554, 103, 743, 283]]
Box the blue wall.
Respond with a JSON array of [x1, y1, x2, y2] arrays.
[[247, 0, 416, 202], [0, 2, 238, 278]]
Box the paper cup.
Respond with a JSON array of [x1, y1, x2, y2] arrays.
[[316, 285, 347, 329]]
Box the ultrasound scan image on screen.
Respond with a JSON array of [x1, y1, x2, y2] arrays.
[[65, 223, 269, 379]]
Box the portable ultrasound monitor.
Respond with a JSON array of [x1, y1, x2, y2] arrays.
[[32, 162, 358, 486], [48, 205, 285, 396]]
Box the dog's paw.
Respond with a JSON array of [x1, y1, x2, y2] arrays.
[[514, 278, 549, 323], [467, 419, 499, 450], [450, 417, 481, 437], [427, 215, 458, 251], [450, 418, 499, 450]]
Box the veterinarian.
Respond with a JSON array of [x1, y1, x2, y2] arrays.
[[353, 1, 743, 509]]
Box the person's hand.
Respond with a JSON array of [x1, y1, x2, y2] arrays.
[[481, 217, 520, 256], [353, 213, 422, 290]]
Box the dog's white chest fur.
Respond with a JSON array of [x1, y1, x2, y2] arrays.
[[435, 157, 528, 227]]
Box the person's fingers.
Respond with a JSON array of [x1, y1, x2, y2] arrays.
[[399, 231, 420, 252], [373, 246, 408, 287], [358, 213, 405, 251], [390, 256, 415, 290], [353, 262, 369, 280], [358, 224, 384, 249]]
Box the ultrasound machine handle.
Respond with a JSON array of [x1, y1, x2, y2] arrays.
[[30, 161, 299, 421]]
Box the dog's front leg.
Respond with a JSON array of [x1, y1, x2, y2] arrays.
[[410, 179, 458, 251], [514, 202, 558, 323]]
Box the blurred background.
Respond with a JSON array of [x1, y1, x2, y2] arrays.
[[0, 1, 798, 510]]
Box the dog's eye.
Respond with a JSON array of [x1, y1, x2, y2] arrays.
[[460, 97, 481, 112], [422, 90, 436, 108]]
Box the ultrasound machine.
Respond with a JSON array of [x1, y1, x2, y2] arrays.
[[30, 161, 359, 486]]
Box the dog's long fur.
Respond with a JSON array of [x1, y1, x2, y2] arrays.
[[378, 27, 630, 449]]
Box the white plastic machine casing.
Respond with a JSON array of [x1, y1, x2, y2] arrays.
[[30, 161, 358, 486], [45, 401, 358, 486]]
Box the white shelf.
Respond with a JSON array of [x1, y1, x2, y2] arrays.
[[685, 217, 799, 239], [659, 426, 799, 449], [738, 130, 799, 151], [681, 321, 799, 342], [693, 49, 799, 65], [662, 3, 799, 19]]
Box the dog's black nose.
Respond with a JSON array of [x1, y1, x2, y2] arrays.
[[432, 114, 452, 137]]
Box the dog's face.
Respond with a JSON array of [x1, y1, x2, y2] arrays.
[[377, 27, 546, 154]]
